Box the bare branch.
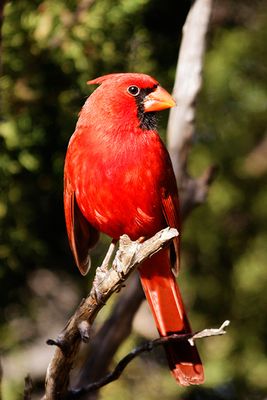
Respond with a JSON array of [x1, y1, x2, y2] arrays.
[[167, 0, 214, 215], [74, 274, 144, 389], [180, 165, 218, 219], [44, 228, 178, 399], [69, 320, 230, 397], [167, 0, 213, 177], [188, 320, 230, 346]]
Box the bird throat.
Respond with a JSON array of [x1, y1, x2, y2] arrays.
[[135, 87, 158, 131], [137, 109, 157, 131]]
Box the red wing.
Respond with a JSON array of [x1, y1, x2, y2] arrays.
[[64, 176, 99, 275], [161, 179, 181, 276]]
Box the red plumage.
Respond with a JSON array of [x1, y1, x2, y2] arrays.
[[64, 73, 204, 385]]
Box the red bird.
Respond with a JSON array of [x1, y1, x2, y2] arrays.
[[64, 73, 204, 385]]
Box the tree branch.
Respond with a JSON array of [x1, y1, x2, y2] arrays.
[[74, 273, 144, 389], [69, 321, 230, 398], [44, 228, 178, 399], [167, 0, 214, 212]]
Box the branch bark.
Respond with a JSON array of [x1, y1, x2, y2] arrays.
[[44, 228, 178, 399], [167, 0, 215, 217], [71, 321, 230, 398], [74, 273, 144, 389]]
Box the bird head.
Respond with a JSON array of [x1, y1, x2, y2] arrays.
[[86, 73, 175, 131]]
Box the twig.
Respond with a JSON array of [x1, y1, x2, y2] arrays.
[[44, 228, 178, 399], [69, 320, 230, 397], [188, 320, 230, 346]]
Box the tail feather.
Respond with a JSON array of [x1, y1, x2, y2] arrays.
[[139, 249, 204, 386]]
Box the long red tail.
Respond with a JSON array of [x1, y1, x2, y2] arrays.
[[139, 248, 204, 386]]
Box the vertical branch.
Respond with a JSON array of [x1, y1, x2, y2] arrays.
[[167, 0, 213, 176], [167, 0, 215, 216]]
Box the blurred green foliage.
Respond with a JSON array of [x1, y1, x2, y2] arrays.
[[1, 0, 267, 399]]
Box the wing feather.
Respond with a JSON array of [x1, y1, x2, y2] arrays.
[[161, 174, 181, 276], [64, 176, 99, 275]]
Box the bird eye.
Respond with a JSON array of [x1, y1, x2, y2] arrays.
[[127, 85, 140, 96]]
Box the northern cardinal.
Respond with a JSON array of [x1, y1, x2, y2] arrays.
[[64, 73, 204, 385]]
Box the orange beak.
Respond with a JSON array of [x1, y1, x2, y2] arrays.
[[143, 86, 176, 112]]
